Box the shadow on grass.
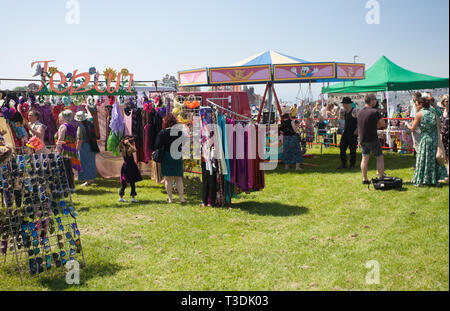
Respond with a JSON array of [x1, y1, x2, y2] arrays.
[[230, 201, 309, 217], [270, 152, 415, 175], [76, 199, 169, 212], [1, 258, 123, 290], [37, 261, 123, 290], [75, 188, 112, 196], [77, 177, 158, 189]]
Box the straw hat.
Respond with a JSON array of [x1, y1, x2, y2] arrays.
[[74, 111, 88, 122]]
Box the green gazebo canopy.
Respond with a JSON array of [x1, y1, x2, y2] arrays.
[[322, 56, 449, 93]]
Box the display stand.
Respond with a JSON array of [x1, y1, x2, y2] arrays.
[[0, 149, 85, 285]]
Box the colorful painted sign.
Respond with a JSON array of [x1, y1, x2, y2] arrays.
[[273, 63, 336, 82], [209, 65, 271, 85], [336, 63, 365, 80], [178, 69, 208, 86], [31, 60, 136, 95]]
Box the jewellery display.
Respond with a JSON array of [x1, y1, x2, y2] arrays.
[[0, 151, 85, 284]]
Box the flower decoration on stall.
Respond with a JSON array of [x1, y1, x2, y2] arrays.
[[103, 67, 117, 82], [31, 61, 136, 96], [48, 67, 58, 75], [120, 68, 129, 77]]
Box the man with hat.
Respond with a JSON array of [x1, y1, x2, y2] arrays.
[[337, 97, 358, 169]]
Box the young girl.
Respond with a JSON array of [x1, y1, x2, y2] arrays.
[[302, 115, 315, 148], [119, 136, 143, 203]]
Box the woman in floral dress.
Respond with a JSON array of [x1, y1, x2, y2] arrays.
[[440, 95, 449, 182], [406, 96, 447, 186]]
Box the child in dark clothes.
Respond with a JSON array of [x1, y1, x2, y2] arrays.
[[119, 136, 143, 203]]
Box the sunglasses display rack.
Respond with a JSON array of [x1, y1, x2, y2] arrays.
[[0, 151, 85, 285]]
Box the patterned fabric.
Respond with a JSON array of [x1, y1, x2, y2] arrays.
[[282, 135, 303, 164], [57, 123, 82, 172], [441, 111, 449, 157], [412, 109, 447, 186]]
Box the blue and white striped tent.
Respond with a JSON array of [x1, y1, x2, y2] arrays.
[[231, 50, 308, 66]]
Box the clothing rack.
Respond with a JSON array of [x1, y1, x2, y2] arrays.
[[204, 98, 252, 122]]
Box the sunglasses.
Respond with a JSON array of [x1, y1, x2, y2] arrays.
[[28, 248, 40, 256], [29, 257, 45, 275]]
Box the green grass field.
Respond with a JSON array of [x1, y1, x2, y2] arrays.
[[1, 147, 448, 291]]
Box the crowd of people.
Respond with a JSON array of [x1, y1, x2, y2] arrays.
[[282, 92, 449, 186], [52, 110, 187, 204], [1, 91, 448, 208]]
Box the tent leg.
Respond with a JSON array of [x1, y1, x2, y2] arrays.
[[256, 83, 270, 123], [268, 83, 273, 124], [271, 85, 283, 122]]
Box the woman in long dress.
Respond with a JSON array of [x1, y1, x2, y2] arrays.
[[75, 111, 98, 186], [280, 113, 303, 170], [406, 95, 447, 186], [155, 113, 186, 203], [440, 95, 449, 182]]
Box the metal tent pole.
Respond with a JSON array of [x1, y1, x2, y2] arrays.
[[268, 82, 273, 124]]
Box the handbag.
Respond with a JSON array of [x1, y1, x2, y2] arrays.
[[152, 149, 163, 163], [371, 176, 403, 191]]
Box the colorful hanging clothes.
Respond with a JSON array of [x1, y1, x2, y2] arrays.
[[109, 101, 125, 136], [108, 101, 124, 156], [132, 107, 146, 163], [31, 103, 55, 145]]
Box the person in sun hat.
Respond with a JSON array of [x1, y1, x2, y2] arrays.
[[74, 110, 98, 187], [337, 97, 358, 169]]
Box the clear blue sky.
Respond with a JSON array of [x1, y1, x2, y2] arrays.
[[0, 0, 448, 101]]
